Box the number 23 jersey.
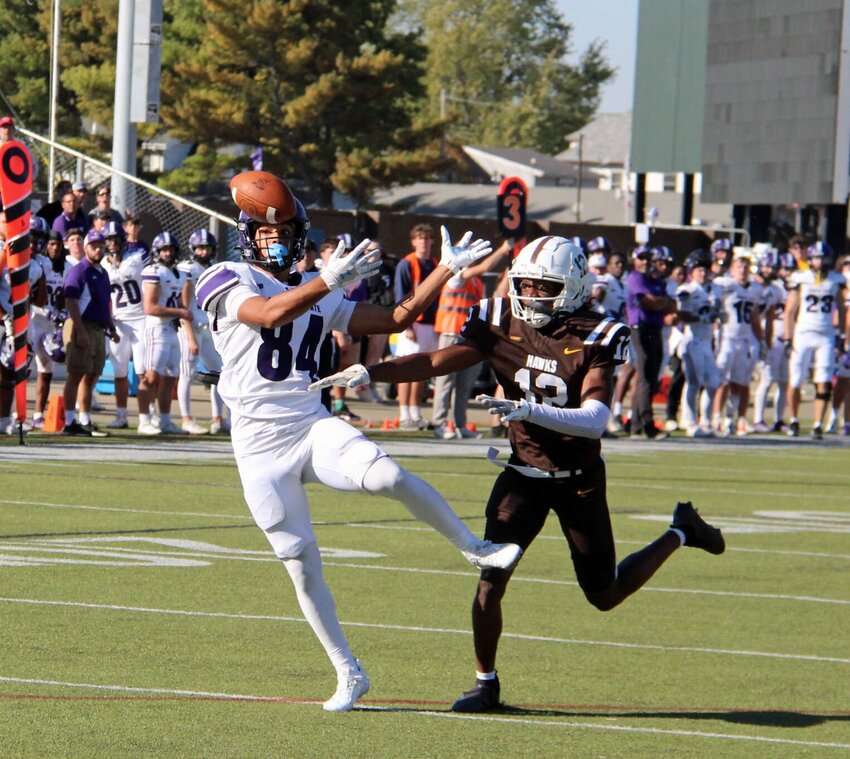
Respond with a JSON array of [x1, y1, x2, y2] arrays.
[[461, 297, 630, 471], [196, 261, 355, 453]]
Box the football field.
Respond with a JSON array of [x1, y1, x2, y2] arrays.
[[0, 433, 848, 758]]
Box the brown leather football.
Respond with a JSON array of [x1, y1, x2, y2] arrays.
[[229, 171, 296, 224]]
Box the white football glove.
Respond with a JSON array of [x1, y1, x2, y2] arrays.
[[307, 363, 371, 392], [475, 394, 531, 423], [320, 239, 382, 292], [439, 225, 493, 274]]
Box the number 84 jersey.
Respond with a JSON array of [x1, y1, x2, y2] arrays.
[[460, 297, 630, 471], [196, 261, 355, 451]]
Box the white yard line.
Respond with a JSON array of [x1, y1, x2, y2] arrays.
[[1, 596, 847, 665], [0, 675, 847, 750]]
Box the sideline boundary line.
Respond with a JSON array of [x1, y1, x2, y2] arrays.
[[0, 676, 847, 750]]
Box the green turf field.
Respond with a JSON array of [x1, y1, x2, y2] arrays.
[[0, 437, 847, 758]]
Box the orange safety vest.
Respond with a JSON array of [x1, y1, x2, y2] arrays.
[[403, 252, 438, 322], [435, 277, 484, 334]]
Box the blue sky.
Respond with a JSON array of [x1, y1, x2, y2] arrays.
[[557, 0, 638, 113]]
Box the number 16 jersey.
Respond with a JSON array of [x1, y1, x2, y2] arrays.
[[197, 261, 355, 454]]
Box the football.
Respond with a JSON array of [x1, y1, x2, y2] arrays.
[[229, 171, 296, 225]]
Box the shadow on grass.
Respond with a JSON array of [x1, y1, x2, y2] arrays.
[[361, 702, 849, 728], [491, 704, 850, 728]]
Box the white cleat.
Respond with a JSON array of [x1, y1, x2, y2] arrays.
[[322, 660, 370, 712], [159, 420, 189, 435], [462, 540, 523, 571], [137, 422, 162, 436], [209, 418, 231, 434], [181, 420, 209, 435]]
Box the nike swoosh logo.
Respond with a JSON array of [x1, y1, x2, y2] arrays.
[[563, 347, 582, 355], [577, 487, 595, 496]]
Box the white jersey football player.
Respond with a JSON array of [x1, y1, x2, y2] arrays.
[[176, 228, 227, 434], [711, 250, 765, 435], [675, 250, 720, 436], [139, 231, 195, 435], [29, 223, 70, 429], [102, 221, 151, 430], [783, 242, 848, 439], [752, 249, 791, 432], [196, 173, 520, 713]]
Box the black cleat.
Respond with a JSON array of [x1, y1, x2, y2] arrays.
[[811, 425, 823, 441], [787, 420, 800, 438], [451, 675, 501, 712], [671, 501, 725, 555], [62, 421, 92, 437]]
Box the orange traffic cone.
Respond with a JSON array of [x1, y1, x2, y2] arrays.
[[391, 417, 400, 429], [381, 418, 392, 430], [42, 395, 66, 432], [466, 423, 477, 433], [446, 421, 456, 434]]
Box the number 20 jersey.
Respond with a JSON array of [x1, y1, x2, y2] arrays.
[[460, 297, 630, 471], [104, 251, 149, 323], [196, 261, 355, 454]]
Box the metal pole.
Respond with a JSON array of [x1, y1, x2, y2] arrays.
[[576, 134, 583, 223], [112, 0, 136, 214], [48, 0, 61, 201]]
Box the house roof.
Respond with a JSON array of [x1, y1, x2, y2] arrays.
[[463, 146, 577, 181], [557, 111, 632, 166], [369, 182, 731, 228]]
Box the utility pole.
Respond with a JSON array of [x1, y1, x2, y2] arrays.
[[576, 133, 583, 223], [48, 0, 61, 201], [111, 0, 136, 214]]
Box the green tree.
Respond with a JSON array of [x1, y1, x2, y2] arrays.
[[399, 0, 615, 154], [0, 0, 121, 155], [161, 0, 445, 206]]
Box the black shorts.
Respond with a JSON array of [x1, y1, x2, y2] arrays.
[[482, 462, 616, 594]]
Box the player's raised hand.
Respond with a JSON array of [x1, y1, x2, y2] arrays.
[[320, 239, 382, 292], [439, 225, 493, 274], [308, 363, 371, 392], [475, 394, 531, 423]]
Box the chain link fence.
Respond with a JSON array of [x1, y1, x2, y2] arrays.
[[17, 128, 239, 261]]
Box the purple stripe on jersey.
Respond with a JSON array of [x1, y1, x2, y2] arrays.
[[141, 273, 160, 282], [196, 267, 240, 311]]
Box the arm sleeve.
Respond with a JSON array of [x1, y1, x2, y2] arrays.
[[525, 398, 610, 439]]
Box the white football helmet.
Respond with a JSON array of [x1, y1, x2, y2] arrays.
[[508, 236, 590, 327]]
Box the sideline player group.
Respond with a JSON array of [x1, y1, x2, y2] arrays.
[[0, 207, 228, 436], [582, 235, 849, 441]]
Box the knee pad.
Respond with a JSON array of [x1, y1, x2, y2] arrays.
[[815, 389, 832, 402], [361, 455, 404, 495]]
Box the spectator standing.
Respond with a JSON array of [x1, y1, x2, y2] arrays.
[[431, 246, 504, 440], [36, 180, 73, 228], [123, 215, 149, 258], [87, 185, 124, 226], [393, 223, 440, 429], [64, 228, 86, 266], [51, 191, 88, 237], [60, 230, 117, 436], [626, 246, 674, 439], [0, 115, 15, 144]]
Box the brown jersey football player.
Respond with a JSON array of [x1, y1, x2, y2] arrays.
[[311, 236, 726, 712]]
